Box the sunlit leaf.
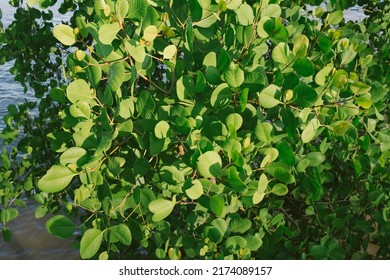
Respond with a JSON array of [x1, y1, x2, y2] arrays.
[[80, 229, 103, 259], [53, 24, 76, 46], [38, 165, 76, 193]]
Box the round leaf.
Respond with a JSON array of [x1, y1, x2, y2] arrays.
[[293, 57, 314, 77], [0, 208, 19, 224], [211, 83, 233, 108], [98, 22, 121, 45], [258, 85, 282, 108], [302, 118, 320, 143], [293, 83, 318, 108], [197, 151, 222, 178], [109, 224, 132, 245], [163, 45, 177, 60], [271, 183, 288, 196], [236, 3, 254, 26], [330, 121, 351, 136], [143, 25, 158, 42], [45, 215, 75, 239], [149, 199, 175, 222], [230, 217, 252, 234], [226, 113, 243, 131], [185, 179, 203, 200], [272, 43, 291, 64], [154, 120, 170, 139], [224, 63, 244, 88], [53, 24, 76, 46], [67, 79, 93, 104]]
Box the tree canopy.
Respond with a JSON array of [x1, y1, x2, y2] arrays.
[[0, 0, 389, 260]]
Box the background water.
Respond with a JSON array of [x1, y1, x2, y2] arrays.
[[0, 3, 367, 259], [0, 3, 79, 260]]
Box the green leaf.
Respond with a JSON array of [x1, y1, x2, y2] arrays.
[[108, 62, 125, 92], [195, 71, 207, 93], [136, 90, 155, 119], [125, 42, 146, 63], [230, 217, 252, 234], [304, 152, 326, 167], [53, 24, 76, 46], [330, 121, 351, 136], [266, 167, 295, 184], [350, 82, 371, 95], [210, 83, 233, 108], [245, 234, 263, 251], [228, 166, 246, 192], [258, 85, 282, 108], [160, 166, 184, 185], [0, 208, 19, 224], [127, 0, 148, 20], [2, 228, 12, 242], [253, 191, 266, 204], [197, 151, 222, 178], [203, 51, 217, 67], [85, 55, 102, 88], [276, 142, 295, 166], [118, 98, 135, 120], [185, 179, 203, 200], [210, 195, 224, 217], [271, 183, 288, 196], [143, 25, 158, 41], [261, 4, 281, 18], [38, 165, 76, 193], [226, 113, 243, 131], [69, 101, 91, 119], [293, 57, 314, 77], [272, 43, 291, 64], [302, 118, 320, 143], [154, 120, 170, 139], [293, 83, 318, 107], [149, 199, 175, 222], [261, 147, 279, 167], [60, 147, 87, 166], [45, 215, 75, 239], [257, 16, 271, 38], [226, 0, 241, 10], [255, 122, 273, 144], [225, 236, 247, 250], [109, 224, 132, 245], [80, 228, 103, 259], [258, 173, 268, 194], [67, 79, 93, 104], [163, 45, 177, 60], [341, 46, 357, 66], [293, 34, 309, 57], [315, 63, 333, 86], [240, 88, 249, 112], [224, 63, 244, 88], [176, 75, 193, 101], [98, 22, 121, 44], [269, 19, 288, 44], [211, 218, 228, 243], [310, 244, 328, 259], [327, 10, 343, 25], [236, 3, 254, 26]]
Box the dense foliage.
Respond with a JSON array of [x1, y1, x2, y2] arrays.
[[0, 0, 389, 260]]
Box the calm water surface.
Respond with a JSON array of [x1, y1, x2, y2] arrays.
[[0, 3, 366, 260]]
